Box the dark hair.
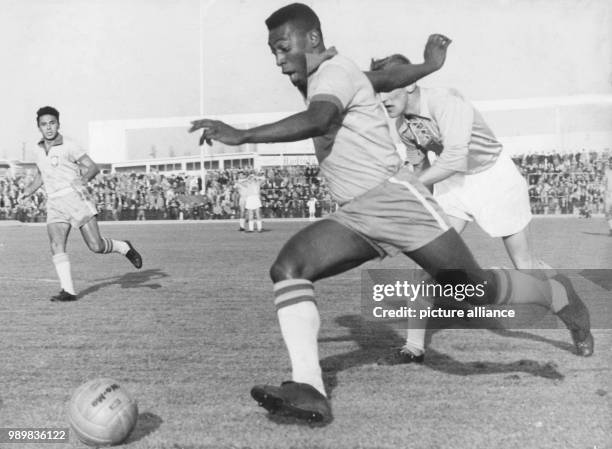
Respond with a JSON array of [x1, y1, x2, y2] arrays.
[[370, 54, 412, 71], [36, 106, 59, 124], [265, 3, 321, 34]]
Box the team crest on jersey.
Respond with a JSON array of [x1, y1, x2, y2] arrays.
[[51, 156, 59, 167], [402, 118, 444, 155]]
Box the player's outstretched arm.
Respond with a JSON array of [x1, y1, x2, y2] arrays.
[[189, 101, 340, 146], [18, 169, 43, 202], [76, 154, 100, 183], [366, 34, 452, 93]]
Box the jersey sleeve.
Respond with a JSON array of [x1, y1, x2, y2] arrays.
[[308, 63, 356, 113], [67, 140, 87, 162], [430, 93, 474, 172]]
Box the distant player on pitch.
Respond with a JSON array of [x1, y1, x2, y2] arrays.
[[370, 54, 541, 364], [189, 3, 592, 425], [235, 174, 249, 231], [19, 106, 142, 301], [244, 174, 264, 232], [307, 197, 317, 220]]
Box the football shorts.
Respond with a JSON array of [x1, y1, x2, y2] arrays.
[[46, 187, 98, 228], [245, 196, 262, 210], [328, 166, 450, 257], [433, 151, 532, 237]]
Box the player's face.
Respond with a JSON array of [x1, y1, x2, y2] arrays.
[[37, 114, 60, 141], [268, 23, 310, 89], [379, 88, 408, 118]]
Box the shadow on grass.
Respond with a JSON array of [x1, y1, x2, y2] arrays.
[[579, 268, 612, 291], [489, 328, 574, 353], [319, 314, 564, 396], [581, 231, 612, 237], [265, 413, 331, 427], [79, 269, 169, 299], [125, 411, 163, 443]]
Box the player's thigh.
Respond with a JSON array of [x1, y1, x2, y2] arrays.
[[79, 217, 105, 252], [404, 228, 481, 274], [47, 222, 72, 254], [271, 219, 379, 282]]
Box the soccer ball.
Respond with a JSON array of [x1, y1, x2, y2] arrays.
[[67, 378, 138, 447]]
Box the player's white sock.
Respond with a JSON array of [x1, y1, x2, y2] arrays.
[[239, 218, 245, 229], [52, 253, 75, 295], [404, 328, 426, 355], [256, 220, 262, 231], [248, 221, 254, 232], [274, 279, 325, 396], [102, 238, 130, 255]]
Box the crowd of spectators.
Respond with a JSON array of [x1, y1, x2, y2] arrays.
[[1, 150, 610, 222], [511, 150, 611, 216], [0, 165, 336, 222]]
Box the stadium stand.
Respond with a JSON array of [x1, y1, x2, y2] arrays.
[[1, 150, 609, 222]]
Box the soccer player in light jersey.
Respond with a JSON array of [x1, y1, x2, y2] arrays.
[[20, 106, 142, 302], [370, 54, 541, 364], [244, 174, 265, 232], [188, 3, 592, 424], [235, 174, 249, 231]]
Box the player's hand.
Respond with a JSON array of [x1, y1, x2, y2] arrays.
[[188, 119, 245, 146], [16, 193, 27, 204], [423, 34, 452, 70]]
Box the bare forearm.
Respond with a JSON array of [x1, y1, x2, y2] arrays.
[[242, 111, 329, 144], [81, 164, 100, 183], [367, 62, 438, 93], [418, 165, 457, 187]]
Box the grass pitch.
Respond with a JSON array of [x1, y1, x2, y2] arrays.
[[1, 218, 611, 449]]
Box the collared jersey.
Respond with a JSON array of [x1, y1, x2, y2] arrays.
[[305, 48, 401, 205], [35, 134, 86, 196], [397, 87, 501, 174]]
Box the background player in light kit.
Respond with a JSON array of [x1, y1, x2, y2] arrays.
[[20, 106, 143, 301], [235, 174, 249, 231], [244, 174, 265, 232]]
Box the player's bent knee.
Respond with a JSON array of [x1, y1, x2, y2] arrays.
[[269, 258, 311, 283]]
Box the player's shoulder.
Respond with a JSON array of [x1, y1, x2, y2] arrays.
[[423, 87, 465, 102], [422, 87, 471, 114], [59, 135, 85, 151], [317, 53, 360, 80]]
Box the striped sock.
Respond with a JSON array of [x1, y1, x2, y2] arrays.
[[493, 269, 567, 311], [102, 238, 129, 255], [274, 279, 325, 396], [52, 253, 75, 295]]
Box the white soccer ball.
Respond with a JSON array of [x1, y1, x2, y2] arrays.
[[67, 378, 138, 447]]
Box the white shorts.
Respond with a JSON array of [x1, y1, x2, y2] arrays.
[[433, 151, 532, 237], [47, 188, 98, 228], [245, 196, 262, 210]]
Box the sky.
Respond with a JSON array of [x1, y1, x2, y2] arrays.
[[1, 0, 611, 161]]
